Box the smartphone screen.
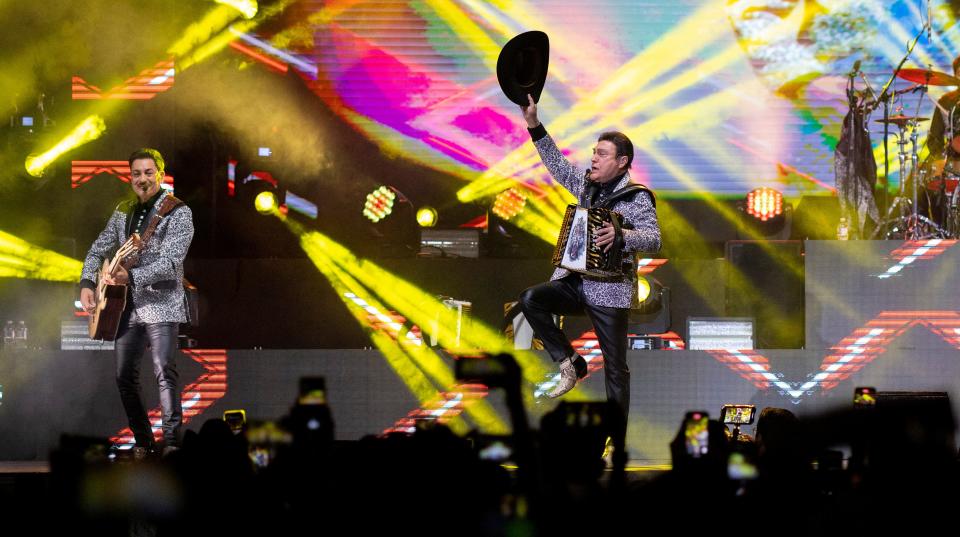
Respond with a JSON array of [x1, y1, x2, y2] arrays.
[[721, 405, 755, 425], [853, 387, 876, 407], [223, 409, 246, 433], [298, 377, 327, 405], [477, 437, 514, 463], [684, 411, 709, 458]]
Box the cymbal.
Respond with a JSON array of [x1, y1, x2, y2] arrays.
[[897, 68, 960, 86], [874, 115, 929, 126]]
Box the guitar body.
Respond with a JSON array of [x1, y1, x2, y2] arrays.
[[89, 263, 128, 341], [88, 234, 140, 341]]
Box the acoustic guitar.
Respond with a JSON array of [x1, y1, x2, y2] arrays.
[[89, 234, 141, 341]]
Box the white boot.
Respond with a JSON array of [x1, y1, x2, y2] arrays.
[[547, 356, 578, 398]]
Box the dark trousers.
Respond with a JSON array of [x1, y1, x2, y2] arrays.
[[519, 274, 631, 422], [115, 310, 182, 448]]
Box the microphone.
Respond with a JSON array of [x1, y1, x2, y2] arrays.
[[849, 59, 861, 78], [928, 0, 932, 40]]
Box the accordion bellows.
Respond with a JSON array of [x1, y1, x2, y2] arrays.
[[552, 204, 627, 278]]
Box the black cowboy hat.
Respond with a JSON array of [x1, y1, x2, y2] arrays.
[[496, 31, 549, 106]]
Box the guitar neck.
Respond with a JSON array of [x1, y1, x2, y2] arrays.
[[106, 236, 140, 277]]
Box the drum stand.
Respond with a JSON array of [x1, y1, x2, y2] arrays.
[[873, 92, 949, 239]]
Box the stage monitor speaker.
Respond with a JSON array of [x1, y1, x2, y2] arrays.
[[873, 391, 956, 458], [725, 240, 804, 349]]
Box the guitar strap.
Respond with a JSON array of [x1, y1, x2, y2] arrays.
[[140, 194, 185, 248], [591, 183, 657, 281], [594, 183, 656, 210], [122, 193, 185, 269]]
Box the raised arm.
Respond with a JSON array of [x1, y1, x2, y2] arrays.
[[520, 94, 587, 199]]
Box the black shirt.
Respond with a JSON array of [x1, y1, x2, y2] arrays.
[[129, 189, 165, 237], [590, 173, 625, 207]]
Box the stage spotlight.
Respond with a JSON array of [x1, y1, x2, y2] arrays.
[[635, 275, 663, 314], [363, 186, 398, 223], [254, 190, 278, 214], [25, 115, 106, 177], [745, 187, 782, 221], [492, 188, 527, 220], [629, 275, 670, 337], [416, 207, 438, 227], [737, 187, 793, 240]]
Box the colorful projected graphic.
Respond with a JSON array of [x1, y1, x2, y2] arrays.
[[234, 0, 960, 202], [877, 238, 958, 278], [709, 310, 960, 402], [384, 382, 490, 435], [71, 160, 175, 190], [72, 60, 176, 101]]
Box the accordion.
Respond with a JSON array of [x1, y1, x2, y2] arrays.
[[552, 204, 628, 278]]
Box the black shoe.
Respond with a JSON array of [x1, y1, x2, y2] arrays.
[[131, 443, 157, 461], [132, 446, 149, 461], [572, 355, 588, 379]]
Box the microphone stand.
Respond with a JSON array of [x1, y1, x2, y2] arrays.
[[846, 64, 857, 235]]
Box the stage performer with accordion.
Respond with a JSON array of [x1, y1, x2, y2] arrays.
[[517, 93, 661, 427]]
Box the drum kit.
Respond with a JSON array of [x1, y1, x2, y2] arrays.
[[871, 66, 960, 239]]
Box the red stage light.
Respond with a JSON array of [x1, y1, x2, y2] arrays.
[[492, 188, 526, 220], [745, 187, 783, 221]]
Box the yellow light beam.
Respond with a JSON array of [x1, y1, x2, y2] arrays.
[[25, 115, 106, 178], [293, 224, 553, 390], [175, 0, 294, 71], [215, 0, 258, 19], [167, 5, 239, 58], [289, 217, 508, 433], [297, 223, 474, 434], [0, 230, 82, 281]]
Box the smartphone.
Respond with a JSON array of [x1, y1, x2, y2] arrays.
[[245, 420, 292, 470], [720, 404, 756, 425], [455, 354, 516, 388], [298, 377, 327, 405], [727, 451, 758, 480], [853, 386, 876, 408], [223, 409, 247, 433], [683, 411, 710, 458]]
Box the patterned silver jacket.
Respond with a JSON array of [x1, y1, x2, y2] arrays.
[[533, 131, 661, 308], [80, 191, 194, 323]]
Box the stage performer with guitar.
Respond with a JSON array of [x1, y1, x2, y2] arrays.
[[79, 148, 194, 457]]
